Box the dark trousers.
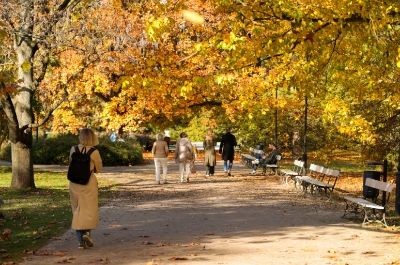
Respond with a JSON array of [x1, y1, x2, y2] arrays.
[[76, 230, 90, 244], [206, 165, 215, 175]]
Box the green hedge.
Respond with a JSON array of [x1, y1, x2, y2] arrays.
[[0, 134, 143, 166]]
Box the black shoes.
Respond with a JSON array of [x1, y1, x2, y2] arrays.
[[82, 233, 94, 248]]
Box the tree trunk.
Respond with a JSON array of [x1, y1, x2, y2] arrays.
[[11, 141, 34, 189], [9, 12, 35, 189]]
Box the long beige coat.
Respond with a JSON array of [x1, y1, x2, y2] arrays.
[[203, 138, 216, 166], [69, 145, 103, 230]]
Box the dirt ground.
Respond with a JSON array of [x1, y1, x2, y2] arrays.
[[20, 160, 400, 265]]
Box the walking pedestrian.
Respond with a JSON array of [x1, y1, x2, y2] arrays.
[[175, 132, 194, 183], [151, 133, 169, 184], [203, 129, 216, 176], [68, 128, 103, 249], [219, 128, 237, 176]]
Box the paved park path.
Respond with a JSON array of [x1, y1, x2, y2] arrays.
[[20, 160, 400, 265]]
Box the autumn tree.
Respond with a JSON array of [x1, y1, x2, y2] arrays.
[[52, 0, 400, 162], [0, 0, 108, 189], [198, 0, 400, 160]]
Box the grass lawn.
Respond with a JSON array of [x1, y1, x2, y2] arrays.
[[0, 167, 114, 264]]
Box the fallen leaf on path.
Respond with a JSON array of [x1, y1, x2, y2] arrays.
[[23, 249, 34, 255], [90, 257, 110, 264], [168, 257, 188, 261], [56, 257, 74, 263], [362, 251, 375, 255], [53, 251, 67, 257], [34, 250, 67, 257]]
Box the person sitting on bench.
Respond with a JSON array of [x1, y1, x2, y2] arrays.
[[251, 143, 279, 174]]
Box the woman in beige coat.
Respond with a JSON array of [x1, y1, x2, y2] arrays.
[[203, 129, 216, 176], [69, 128, 103, 249]]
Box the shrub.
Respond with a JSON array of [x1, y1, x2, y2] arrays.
[[0, 134, 143, 166], [97, 137, 143, 166], [33, 134, 77, 164]]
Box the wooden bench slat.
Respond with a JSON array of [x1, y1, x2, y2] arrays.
[[365, 178, 395, 192], [343, 196, 384, 210]]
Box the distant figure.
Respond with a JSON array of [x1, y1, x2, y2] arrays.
[[175, 132, 194, 183], [252, 143, 280, 174], [151, 133, 169, 184], [164, 130, 171, 148], [203, 129, 217, 176], [69, 128, 103, 249], [219, 128, 237, 176], [110, 132, 117, 142]]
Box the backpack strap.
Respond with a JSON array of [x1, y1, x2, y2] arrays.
[[86, 147, 97, 156], [87, 147, 97, 172], [74, 145, 81, 153]]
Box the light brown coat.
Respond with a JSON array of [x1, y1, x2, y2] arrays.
[[69, 145, 103, 230]]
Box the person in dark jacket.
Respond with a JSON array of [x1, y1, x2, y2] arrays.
[[219, 128, 237, 176], [257, 143, 280, 174]]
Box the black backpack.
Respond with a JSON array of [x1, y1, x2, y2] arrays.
[[67, 146, 96, 185]]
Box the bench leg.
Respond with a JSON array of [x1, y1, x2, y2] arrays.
[[362, 208, 388, 227], [281, 174, 291, 185], [294, 178, 302, 190], [342, 201, 351, 218]]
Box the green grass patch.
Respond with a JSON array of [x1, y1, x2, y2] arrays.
[[0, 167, 114, 264]]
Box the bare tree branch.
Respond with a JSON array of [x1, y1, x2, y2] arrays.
[[0, 82, 19, 128]]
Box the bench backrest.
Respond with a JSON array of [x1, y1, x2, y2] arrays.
[[292, 160, 305, 174], [325, 168, 340, 177], [324, 168, 340, 186], [365, 178, 395, 193], [307, 164, 326, 180], [294, 160, 304, 168], [309, 163, 323, 173], [365, 178, 395, 207]]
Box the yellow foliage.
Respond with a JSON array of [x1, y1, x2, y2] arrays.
[[21, 60, 31, 73]]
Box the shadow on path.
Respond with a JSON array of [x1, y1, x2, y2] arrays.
[[19, 160, 400, 265]]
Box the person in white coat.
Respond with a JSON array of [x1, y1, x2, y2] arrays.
[[174, 132, 194, 183]]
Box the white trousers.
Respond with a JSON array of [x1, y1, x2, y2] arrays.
[[178, 162, 191, 182], [154, 158, 168, 182]]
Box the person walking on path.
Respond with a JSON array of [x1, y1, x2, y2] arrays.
[[151, 133, 169, 184], [68, 128, 103, 249], [203, 129, 217, 176], [175, 132, 194, 183], [219, 128, 237, 176]]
